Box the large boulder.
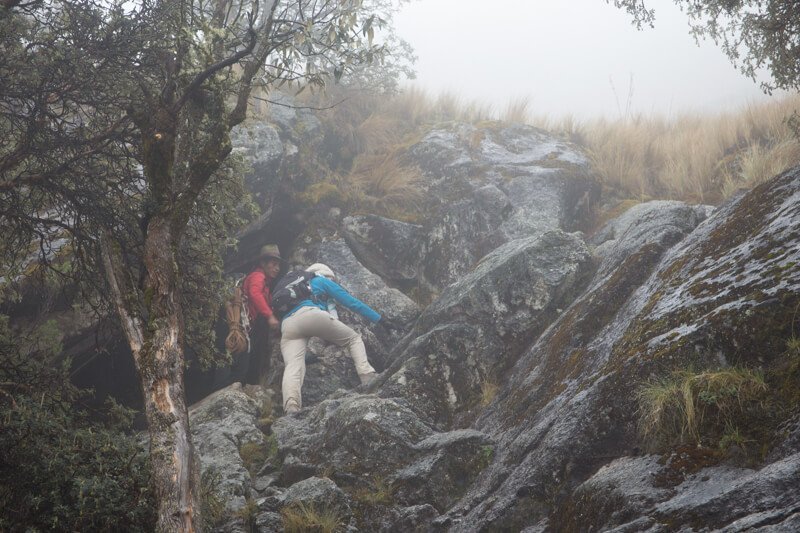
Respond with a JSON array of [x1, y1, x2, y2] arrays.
[[391, 429, 495, 512], [403, 123, 600, 292], [591, 200, 712, 278], [442, 167, 800, 531], [270, 396, 496, 528], [190, 384, 267, 512], [271, 394, 435, 483], [280, 476, 352, 518]]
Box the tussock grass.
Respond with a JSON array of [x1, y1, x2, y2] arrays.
[[502, 96, 531, 124], [281, 503, 344, 533], [236, 498, 260, 531], [638, 367, 768, 448]]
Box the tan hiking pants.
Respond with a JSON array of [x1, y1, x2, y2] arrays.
[[280, 306, 375, 410]]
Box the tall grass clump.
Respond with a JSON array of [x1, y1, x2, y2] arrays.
[[502, 96, 531, 124], [638, 367, 768, 450]]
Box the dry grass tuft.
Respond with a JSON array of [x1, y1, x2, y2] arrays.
[[480, 378, 499, 407], [348, 152, 423, 213], [281, 503, 344, 533], [351, 476, 394, 506]]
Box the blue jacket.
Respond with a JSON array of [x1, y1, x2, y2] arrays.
[[285, 276, 381, 323]]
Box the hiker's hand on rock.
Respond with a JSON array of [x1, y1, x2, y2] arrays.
[[268, 315, 280, 331]]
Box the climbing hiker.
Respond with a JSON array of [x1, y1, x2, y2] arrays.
[[235, 244, 283, 386], [277, 262, 401, 413]]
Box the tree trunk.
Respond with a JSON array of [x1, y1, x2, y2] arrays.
[[136, 214, 201, 532], [102, 220, 202, 531]]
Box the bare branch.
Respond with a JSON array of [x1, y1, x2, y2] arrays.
[[172, 17, 258, 113]]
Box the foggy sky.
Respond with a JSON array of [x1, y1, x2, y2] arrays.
[[395, 0, 776, 119]]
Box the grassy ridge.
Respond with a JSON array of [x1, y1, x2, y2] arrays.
[[285, 87, 800, 209]]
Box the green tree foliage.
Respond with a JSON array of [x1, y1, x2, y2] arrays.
[[0, 315, 155, 531], [1, 0, 408, 528], [612, 0, 800, 92]]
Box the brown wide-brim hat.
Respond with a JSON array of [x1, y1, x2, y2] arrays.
[[258, 244, 284, 262]]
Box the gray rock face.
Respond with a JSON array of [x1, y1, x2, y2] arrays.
[[391, 429, 494, 512], [190, 384, 266, 512], [566, 452, 800, 532], [230, 121, 284, 207], [379, 505, 440, 532], [378, 230, 595, 428], [199, 117, 800, 533], [342, 215, 424, 287], [420, 231, 593, 347], [443, 167, 800, 531], [420, 191, 510, 290]]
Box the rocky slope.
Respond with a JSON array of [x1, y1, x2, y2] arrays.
[[194, 109, 800, 532]]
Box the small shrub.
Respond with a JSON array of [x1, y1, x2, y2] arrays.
[[638, 367, 768, 449], [0, 316, 156, 531], [281, 502, 344, 533], [200, 469, 227, 528], [239, 441, 269, 475]]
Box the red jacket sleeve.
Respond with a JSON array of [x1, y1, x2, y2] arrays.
[[244, 270, 273, 318]]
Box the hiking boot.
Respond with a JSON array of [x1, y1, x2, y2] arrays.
[[284, 401, 301, 415], [359, 371, 377, 386]]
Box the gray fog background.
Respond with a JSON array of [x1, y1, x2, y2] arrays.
[[395, 0, 777, 118]]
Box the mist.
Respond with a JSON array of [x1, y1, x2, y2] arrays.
[[395, 0, 776, 118]]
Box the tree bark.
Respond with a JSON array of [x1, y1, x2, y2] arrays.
[[138, 214, 201, 532], [102, 217, 202, 532]]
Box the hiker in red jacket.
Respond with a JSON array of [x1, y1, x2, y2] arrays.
[[237, 244, 283, 385]]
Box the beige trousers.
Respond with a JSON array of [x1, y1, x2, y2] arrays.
[[280, 306, 375, 410]]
